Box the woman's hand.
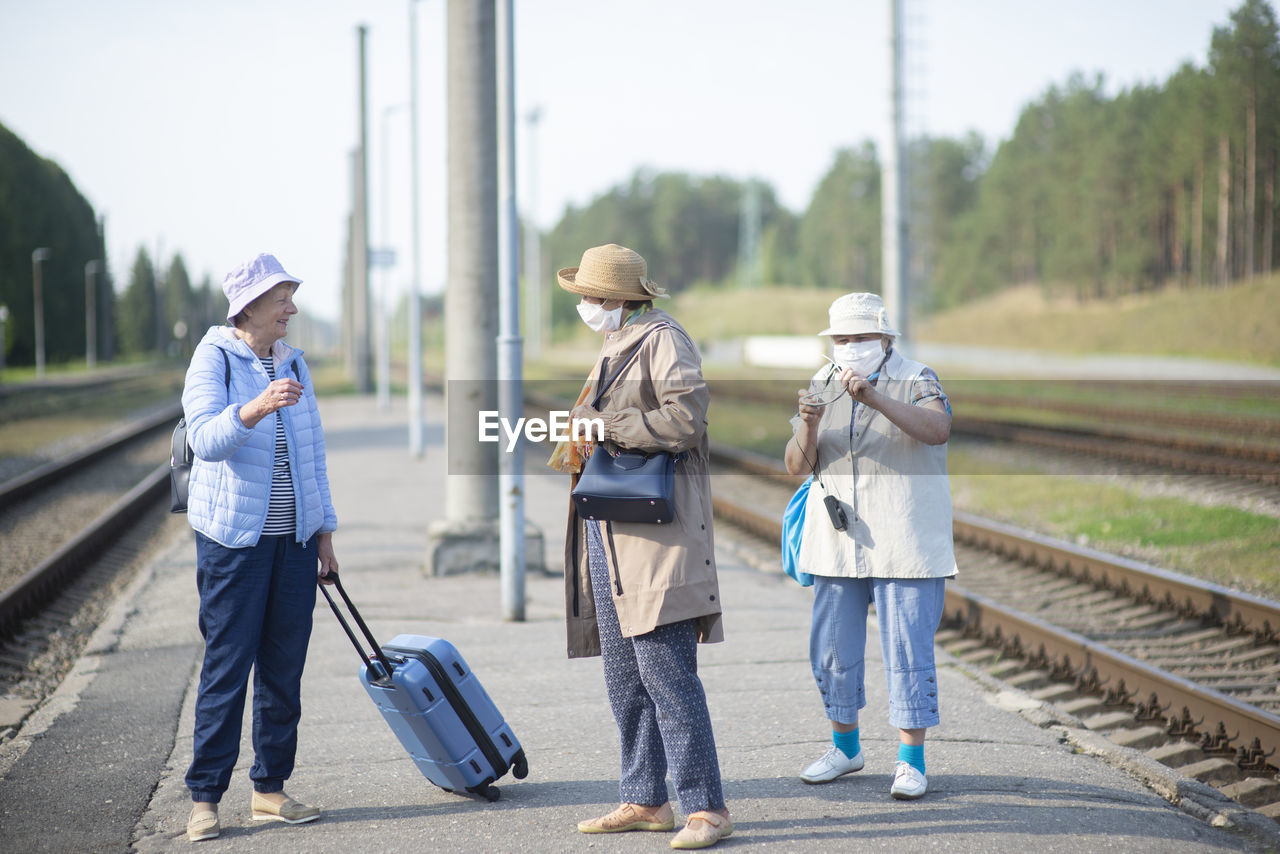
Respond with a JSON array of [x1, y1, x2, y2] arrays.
[[786, 390, 822, 475], [795, 389, 823, 427], [317, 533, 338, 585], [838, 368, 880, 406], [570, 403, 605, 444], [239, 377, 304, 428]]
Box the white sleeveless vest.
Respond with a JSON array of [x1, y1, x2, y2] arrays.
[[793, 349, 957, 579]]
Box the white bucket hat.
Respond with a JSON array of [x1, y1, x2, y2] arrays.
[[223, 253, 302, 321], [818, 292, 900, 337]]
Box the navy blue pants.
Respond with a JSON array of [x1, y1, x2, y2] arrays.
[[586, 521, 724, 813], [186, 533, 317, 803]]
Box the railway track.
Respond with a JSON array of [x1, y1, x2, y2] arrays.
[[0, 407, 181, 707], [707, 444, 1280, 822], [953, 392, 1280, 440], [949, 415, 1280, 485], [0, 365, 183, 425], [702, 378, 1280, 488]]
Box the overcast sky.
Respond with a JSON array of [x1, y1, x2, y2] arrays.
[[1, 0, 1240, 321]]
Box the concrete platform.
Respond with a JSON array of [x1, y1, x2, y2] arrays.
[[2, 393, 1278, 853]]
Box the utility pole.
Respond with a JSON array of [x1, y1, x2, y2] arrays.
[[32, 248, 50, 378], [881, 0, 908, 342]]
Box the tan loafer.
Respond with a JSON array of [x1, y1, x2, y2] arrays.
[[578, 802, 674, 833], [186, 804, 219, 842], [251, 790, 321, 824], [670, 810, 733, 849]]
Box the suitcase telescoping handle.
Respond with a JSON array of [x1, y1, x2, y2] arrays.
[[318, 573, 395, 679]]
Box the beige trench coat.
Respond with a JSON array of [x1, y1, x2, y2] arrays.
[[563, 309, 724, 659]]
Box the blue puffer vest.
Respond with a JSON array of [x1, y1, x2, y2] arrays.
[[181, 327, 337, 548]]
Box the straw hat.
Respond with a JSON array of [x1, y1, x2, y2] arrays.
[[557, 244, 669, 301], [818, 292, 900, 337]]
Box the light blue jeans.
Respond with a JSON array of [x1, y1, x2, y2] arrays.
[[809, 576, 945, 730]]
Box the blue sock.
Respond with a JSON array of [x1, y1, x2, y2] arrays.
[[898, 742, 925, 774], [832, 728, 860, 759]]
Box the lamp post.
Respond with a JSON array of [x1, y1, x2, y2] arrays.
[[497, 0, 525, 620], [85, 260, 100, 369], [32, 248, 51, 378], [0, 305, 9, 379], [407, 0, 427, 457]]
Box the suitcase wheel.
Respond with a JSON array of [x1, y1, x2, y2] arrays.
[[512, 750, 529, 780], [480, 784, 501, 802]]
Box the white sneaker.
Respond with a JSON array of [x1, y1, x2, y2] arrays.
[[800, 746, 864, 784], [890, 761, 927, 799]]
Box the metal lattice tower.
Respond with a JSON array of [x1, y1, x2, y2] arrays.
[[738, 179, 763, 289]]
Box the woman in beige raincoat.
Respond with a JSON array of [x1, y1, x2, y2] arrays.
[[549, 243, 731, 850]]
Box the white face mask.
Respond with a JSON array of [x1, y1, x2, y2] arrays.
[[577, 300, 623, 333], [833, 339, 885, 376]]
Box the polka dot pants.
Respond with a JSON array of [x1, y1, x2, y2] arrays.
[[585, 520, 725, 812]]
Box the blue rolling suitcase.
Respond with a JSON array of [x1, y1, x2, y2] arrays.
[[320, 575, 528, 801]]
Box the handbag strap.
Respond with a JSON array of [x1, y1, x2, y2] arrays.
[[589, 322, 673, 410]]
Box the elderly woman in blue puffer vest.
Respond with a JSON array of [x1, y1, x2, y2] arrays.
[[179, 253, 338, 843]]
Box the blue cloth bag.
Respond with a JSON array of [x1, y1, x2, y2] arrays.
[[781, 476, 815, 587]]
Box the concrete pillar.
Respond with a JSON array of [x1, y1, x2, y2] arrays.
[[427, 0, 509, 576]]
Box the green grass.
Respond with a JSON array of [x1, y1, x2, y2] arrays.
[[668, 285, 839, 340], [706, 397, 796, 457], [914, 275, 1280, 367], [948, 449, 1280, 601]]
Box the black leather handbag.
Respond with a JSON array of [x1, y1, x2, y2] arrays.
[[573, 447, 683, 524], [571, 323, 682, 524]]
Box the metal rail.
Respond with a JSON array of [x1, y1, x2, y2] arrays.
[[951, 416, 1280, 481], [943, 584, 1280, 771], [952, 512, 1280, 644], [0, 464, 169, 638], [0, 404, 180, 510]]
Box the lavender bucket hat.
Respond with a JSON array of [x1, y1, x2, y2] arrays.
[[223, 253, 302, 321]]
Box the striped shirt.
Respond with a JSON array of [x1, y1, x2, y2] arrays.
[[259, 356, 296, 536]]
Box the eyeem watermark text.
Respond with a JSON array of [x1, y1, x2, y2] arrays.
[[478, 411, 604, 452]]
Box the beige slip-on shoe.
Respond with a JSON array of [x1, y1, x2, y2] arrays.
[[670, 810, 733, 849], [578, 802, 675, 833], [186, 804, 219, 842], [250, 790, 321, 824]]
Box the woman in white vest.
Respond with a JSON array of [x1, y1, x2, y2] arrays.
[[784, 292, 956, 801]]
